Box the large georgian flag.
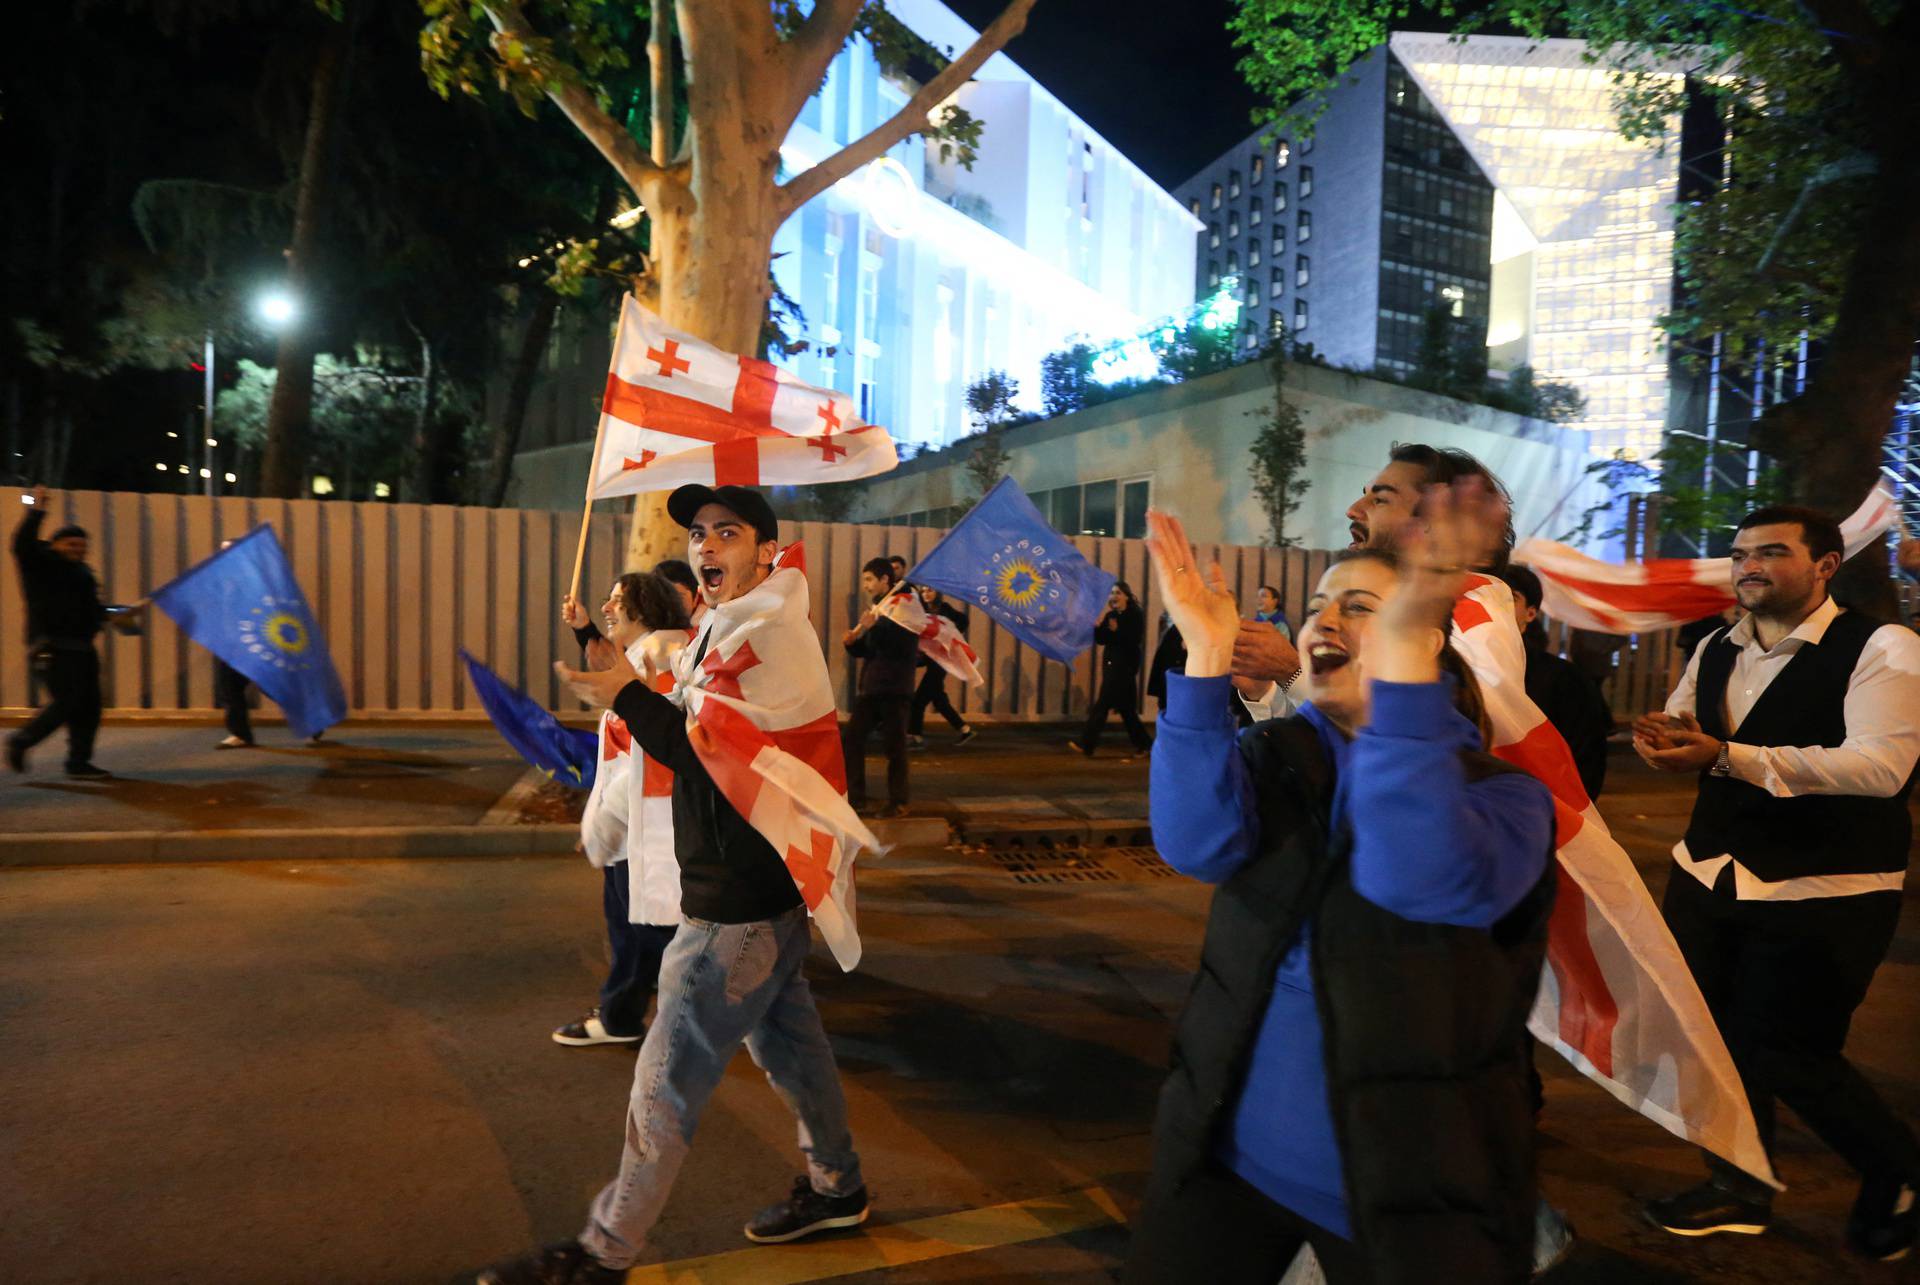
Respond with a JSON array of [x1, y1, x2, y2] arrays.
[[1516, 479, 1903, 633], [1451, 576, 1778, 1186], [876, 587, 984, 686], [668, 545, 881, 970], [587, 295, 898, 498]]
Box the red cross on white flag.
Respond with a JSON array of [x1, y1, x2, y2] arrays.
[[585, 295, 899, 499]]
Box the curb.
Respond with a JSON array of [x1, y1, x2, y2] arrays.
[[0, 816, 954, 867]]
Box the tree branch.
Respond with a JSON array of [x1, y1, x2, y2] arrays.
[[648, 0, 673, 166], [481, 0, 664, 201], [775, 0, 866, 131], [775, 0, 1038, 219]]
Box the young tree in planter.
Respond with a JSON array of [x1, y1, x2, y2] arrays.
[[421, 0, 1038, 565], [1247, 343, 1311, 547]]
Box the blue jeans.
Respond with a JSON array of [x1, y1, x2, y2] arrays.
[[580, 906, 863, 1268], [599, 864, 675, 1037]]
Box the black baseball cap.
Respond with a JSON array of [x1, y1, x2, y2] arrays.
[[666, 484, 779, 545]]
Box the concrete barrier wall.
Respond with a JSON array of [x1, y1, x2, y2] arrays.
[[1, 488, 1682, 723]]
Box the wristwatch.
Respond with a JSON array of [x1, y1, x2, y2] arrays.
[[1710, 740, 1732, 777]]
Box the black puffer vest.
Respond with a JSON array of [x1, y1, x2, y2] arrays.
[[1150, 716, 1556, 1284]]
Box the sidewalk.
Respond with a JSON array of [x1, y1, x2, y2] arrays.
[[0, 720, 1150, 863]]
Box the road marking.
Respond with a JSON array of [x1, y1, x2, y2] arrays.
[[622, 1185, 1126, 1283]]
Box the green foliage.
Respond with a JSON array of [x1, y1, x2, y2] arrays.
[[1556, 437, 1787, 547], [1151, 317, 1237, 383], [964, 369, 1021, 431], [962, 430, 1012, 500], [1039, 343, 1096, 417], [1247, 344, 1313, 547]]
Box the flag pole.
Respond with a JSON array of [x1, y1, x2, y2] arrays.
[[570, 296, 631, 602]]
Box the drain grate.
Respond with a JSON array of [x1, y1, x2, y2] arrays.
[[1110, 846, 1179, 879], [969, 843, 1176, 885]]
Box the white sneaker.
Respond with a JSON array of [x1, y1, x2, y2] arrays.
[[216, 735, 252, 749], [551, 1009, 643, 1047]]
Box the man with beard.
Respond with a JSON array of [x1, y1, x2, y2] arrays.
[[1634, 506, 1920, 1262]]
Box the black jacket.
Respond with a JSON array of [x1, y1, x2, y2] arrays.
[[1523, 643, 1613, 800], [1094, 601, 1145, 676], [613, 669, 802, 924], [1153, 716, 1554, 1284], [846, 600, 920, 697], [12, 508, 106, 648]]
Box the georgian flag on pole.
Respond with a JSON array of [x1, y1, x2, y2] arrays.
[[876, 587, 984, 686], [587, 295, 899, 497], [1515, 479, 1905, 633], [668, 544, 881, 971], [1450, 575, 1778, 1187]]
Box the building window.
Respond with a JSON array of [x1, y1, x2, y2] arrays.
[[1207, 262, 1219, 286], [1300, 166, 1314, 198], [1249, 241, 1261, 267], [1188, 197, 1201, 216], [1273, 181, 1287, 212], [1209, 223, 1220, 249], [1121, 479, 1151, 540], [1270, 269, 1284, 299], [1295, 299, 1309, 330], [1228, 213, 1240, 239], [1210, 183, 1222, 209], [1296, 255, 1310, 287], [1276, 139, 1291, 169], [1251, 154, 1264, 183], [1269, 310, 1286, 338], [1301, 134, 1314, 154], [1227, 250, 1239, 273], [1250, 196, 1263, 226], [1228, 171, 1241, 199], [1247, 282, 1260, 307], [1298, 209, 1312, 243], [1272, 228, 1286, 255]]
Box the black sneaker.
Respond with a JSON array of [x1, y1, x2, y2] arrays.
[[64, 762, 111, 780], [551, 1008, 642, 1047], [1848, 1173, 1918, 1261], [954, 726, 976, 746], [743, 1174, 871, 1244], [5, 738, 25, 773], [906, 734, 927, 752], [475, 1240, 623, 1285], [1644, 1179, 1771, 1238]]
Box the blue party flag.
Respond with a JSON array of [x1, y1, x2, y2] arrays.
[[906, 476, 1117, 664], [149, 525, 346, 739], [459, 649, 598, 789]]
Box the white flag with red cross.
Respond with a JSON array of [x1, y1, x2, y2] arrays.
[[876, 587, 984, 686], [1449, 574, 1777, 1187], [668, 544, 882, 971], [586, 295, 898, 498], [1514, 478, 1905, 634]]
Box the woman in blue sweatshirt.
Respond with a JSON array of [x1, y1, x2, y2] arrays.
[[1126, 491, 1556, 1285]]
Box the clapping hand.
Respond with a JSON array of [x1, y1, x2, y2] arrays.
[[1633, 710, 1722, 772], [1144, 509, 1240, 677], [1368, 478, 1507, 683], [555, 641, 639, 709]]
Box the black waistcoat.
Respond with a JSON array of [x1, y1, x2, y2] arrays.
[[1684, 610, 1912, 881], [1149, 716, 1555, 1285]]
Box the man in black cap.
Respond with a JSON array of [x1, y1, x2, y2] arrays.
[[8, 486, 143, 778], [486, 483, 868, 1285]]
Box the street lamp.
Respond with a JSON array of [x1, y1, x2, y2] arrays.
[[197, 288, 298, 498], [256, 291, 298, 327]]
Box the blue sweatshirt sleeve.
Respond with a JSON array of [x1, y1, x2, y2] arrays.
[[1349, 680, 1553, 928], [1150, 673, 1260, 884]]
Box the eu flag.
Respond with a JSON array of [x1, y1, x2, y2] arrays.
[[907, 477, 1116, 664], [149, 525, 346, 739], [459, 650, 599, 789]]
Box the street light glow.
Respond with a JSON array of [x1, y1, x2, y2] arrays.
[[258, 291, 298, 327], [224, 473, 237, 484], [155, 462, 168, 472]]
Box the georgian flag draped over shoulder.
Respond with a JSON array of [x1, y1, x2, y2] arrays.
[[1515, 479, 1904, 633], [876, 587, 984, 686], [587, 295, 898, 498], [1450, 575, 1778, 1187], [668, 545, 881, 970]]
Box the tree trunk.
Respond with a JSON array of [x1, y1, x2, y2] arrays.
[[487, 296, 559, 508], [259, 13, 356, 499], [408, 335, 439, 502]]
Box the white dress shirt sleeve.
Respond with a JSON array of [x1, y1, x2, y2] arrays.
[[1240, 674, 1303, 722], [1665, 640, 1704, 720], [1728, 625, 1920, 799]]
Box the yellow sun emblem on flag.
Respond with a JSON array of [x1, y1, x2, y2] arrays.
[[994, 557, 1044, 608], [262, 612, 310, 655]]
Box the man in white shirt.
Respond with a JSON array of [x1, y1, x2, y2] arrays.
[[1633, 505, 1920, 1262]]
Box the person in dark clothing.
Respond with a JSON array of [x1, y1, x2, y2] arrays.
[[906, 583, 974, 749], [8, 487, 143, 778], [1499, 565, 1615, 800], [1131, 502, 1555, 1285], [509, 484, 868, 1285], [1147, 613, 1185, 714], [841, 558, 918, 817], [1070, 581, 1150, 757]]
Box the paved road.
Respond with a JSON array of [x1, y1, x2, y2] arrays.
[[2, 759, 1916, 1284]]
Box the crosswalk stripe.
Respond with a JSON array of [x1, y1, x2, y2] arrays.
[[622, 1185, 1126, 1283]]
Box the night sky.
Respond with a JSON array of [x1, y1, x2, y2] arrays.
[[943, 0, 1264, 189]]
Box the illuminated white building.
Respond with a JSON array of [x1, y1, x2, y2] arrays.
[[770, 0, 1201, 449], [1389, 33, 1689, 459]]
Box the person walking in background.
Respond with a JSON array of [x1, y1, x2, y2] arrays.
[[1499, 565, 1615, 801], [555, 571, 692, 1050], [1635, 506, 1920, 1262], [841, 557, 918, 817], [1147, 612, 1185, 716], [1070, 581, 1150, 758], [907, 583, 975, 750], [7, 486, 143, 779], [1253, 584, 1291, 636], [1129, 496, 1554, 1284]]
